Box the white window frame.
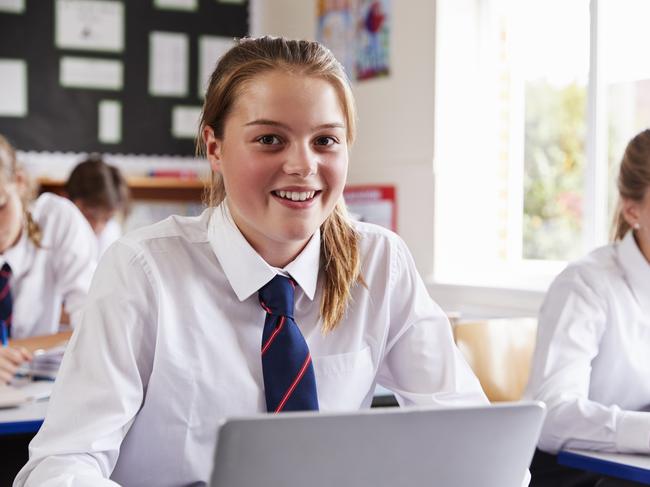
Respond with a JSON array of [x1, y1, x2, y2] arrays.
[[430, 0, 611, 317]]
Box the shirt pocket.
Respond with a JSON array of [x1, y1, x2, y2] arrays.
[[312, 346, 376, 410]]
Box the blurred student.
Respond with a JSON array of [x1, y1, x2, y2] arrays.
[[14, 37, 492, 486], [65, 157, 130, 257], [0, 135, 97, 384], [526, 129, 650, 487]]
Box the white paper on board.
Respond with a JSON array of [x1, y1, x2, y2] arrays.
[[198, 36, 233, 97], [154, 0, 198, 10], [60, 56, 123, 90], [0, 59, 27, 116], [98, 100, 121, 143], [55, 0, 124, 52], [149, 32, 189, 97], [0, 0, 24, 13], [171, 106, 202, 139]]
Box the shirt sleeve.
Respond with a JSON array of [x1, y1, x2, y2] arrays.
[[49, 199, 98, 329], [526, 267, 650, 454], [375, 237, 488, 407], [14, 240, 157, 486]]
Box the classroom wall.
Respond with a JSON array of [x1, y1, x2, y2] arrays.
[[251, 0, 437, 279]]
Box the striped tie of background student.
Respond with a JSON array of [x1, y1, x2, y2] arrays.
[[0, 262, 12, 340]]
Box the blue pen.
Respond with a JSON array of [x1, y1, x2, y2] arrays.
[[1, 320, 7, 347]]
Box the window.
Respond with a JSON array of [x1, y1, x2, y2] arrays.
[[434, 0, 650, 291]]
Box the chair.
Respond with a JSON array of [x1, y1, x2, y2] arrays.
[[453, 318, 537, 402]]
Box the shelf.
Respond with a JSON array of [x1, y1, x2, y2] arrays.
[[38, 177, 208, 202]]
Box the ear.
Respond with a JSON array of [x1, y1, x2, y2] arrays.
[[203, 125, 224, 174], [621, 197, 641, 229]]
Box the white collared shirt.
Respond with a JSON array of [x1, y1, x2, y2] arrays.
[[0, 193, 97, 337], [525, 231, 650, 454], [15, 202, 487, 487]]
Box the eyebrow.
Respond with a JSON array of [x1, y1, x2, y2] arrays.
[[243, 119, 346, 131]]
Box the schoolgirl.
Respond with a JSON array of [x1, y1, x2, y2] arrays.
[[0, 135, 96, 383], [15, 37, 486, 486], [527, 129, 650, 487]]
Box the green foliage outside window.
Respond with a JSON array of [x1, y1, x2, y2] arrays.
[[523, 81, 587, 260]]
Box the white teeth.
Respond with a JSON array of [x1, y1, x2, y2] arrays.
[[274, 190, 316, 201]]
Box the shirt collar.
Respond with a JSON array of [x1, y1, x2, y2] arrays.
[[617, 230, 650, 308], [207, 200, 321, 302]]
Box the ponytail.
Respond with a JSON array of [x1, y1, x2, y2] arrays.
[[24, 210, 42, 248], [320, 200, 365, 333]]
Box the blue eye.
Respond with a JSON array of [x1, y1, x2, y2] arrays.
[[257, 135, 281, 145], [314, 136, 337, 147]]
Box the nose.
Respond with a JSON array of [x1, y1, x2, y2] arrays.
[[283, 143, 317, 177]]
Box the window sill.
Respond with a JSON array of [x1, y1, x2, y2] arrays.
[[426, 280, 547, 319]]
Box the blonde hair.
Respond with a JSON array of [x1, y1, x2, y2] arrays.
[[0, 134, 41, 247], [611, 129, 650, 241], [197, 36, 362, 332]]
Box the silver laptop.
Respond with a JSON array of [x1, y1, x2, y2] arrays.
[[210, 401, 545, 487]]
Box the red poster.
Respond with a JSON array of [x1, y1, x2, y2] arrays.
[[343, 184, 397, 232]]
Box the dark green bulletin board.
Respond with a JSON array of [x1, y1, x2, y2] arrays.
[[0, 0, 248, 156]]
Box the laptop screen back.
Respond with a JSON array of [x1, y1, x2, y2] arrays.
[[210, 401, 545, 487]]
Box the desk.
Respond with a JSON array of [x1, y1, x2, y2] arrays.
[[559, 449, 650, 485], [0, 384, 50, 484], [0, 398, 48, 435], [9, 331, 72, 353], [0, 381, 53, 435]]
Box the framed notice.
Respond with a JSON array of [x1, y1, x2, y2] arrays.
[[171, 105, 202, 139], [55, 0, 125, 53], [343, 184, 396, 232], [0, 59, 27, 116], [0, 0, 24, 13], [154, 0, 198, 11], [59, 56, 123, 90], [149, 31, 189, 97]]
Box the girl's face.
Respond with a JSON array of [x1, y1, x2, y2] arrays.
[[204, 71, 349, 267], [0, 181, 24, 254]]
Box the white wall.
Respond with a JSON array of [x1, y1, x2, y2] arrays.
[[251, 0, 437, 279]]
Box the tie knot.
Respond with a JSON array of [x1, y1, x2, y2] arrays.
[[0, 263, 11, 279], [258, 275, 295, 317]]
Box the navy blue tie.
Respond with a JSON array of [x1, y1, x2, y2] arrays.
[[259, 275, 319, 413], [0, 263, 12, 338]]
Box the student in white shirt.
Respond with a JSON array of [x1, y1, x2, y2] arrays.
[[526, 129, 650, 487], [0, 135, 97, 384], [64, 156, 130, 257], [14, 37, 490, 487]]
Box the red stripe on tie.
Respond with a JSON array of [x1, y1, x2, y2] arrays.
[[261, 316, 285, 355], [0, 271, 10, 279], [0, 284, 9, 300], [260, 301, 272, 314], [275, 353, 312, 413]]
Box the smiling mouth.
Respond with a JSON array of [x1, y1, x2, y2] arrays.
[[272, 190, 321, 202]]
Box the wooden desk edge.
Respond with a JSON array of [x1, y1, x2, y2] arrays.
[[9, 331, 73, 353]]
